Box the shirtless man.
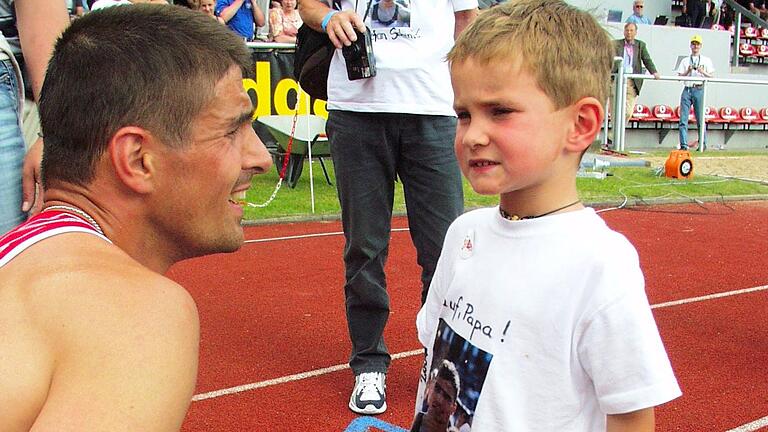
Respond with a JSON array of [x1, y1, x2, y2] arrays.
[[0, 5, 271, 431]]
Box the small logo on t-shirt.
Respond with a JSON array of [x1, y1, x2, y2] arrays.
[[460, 230, 474, 259]]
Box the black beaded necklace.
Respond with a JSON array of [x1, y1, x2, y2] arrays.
[[499, 199, 582, 221]]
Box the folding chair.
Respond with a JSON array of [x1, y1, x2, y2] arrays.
[[256, 115, 332, 189]]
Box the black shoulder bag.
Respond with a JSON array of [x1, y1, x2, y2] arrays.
[[293, 0, 372, 100]]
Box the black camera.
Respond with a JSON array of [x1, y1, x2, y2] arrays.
[[342, 27, 376, 81]]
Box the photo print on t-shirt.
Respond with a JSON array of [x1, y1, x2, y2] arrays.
[[369, 0, 411, 29], [414, 319, 492, 432]]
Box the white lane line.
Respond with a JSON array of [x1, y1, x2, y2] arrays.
[[651, 285, 768, 309], [192, 349, 422, 402], [244, 227, 410, 244], [193, 285, 768, 402], [726, 415, 768, 432]]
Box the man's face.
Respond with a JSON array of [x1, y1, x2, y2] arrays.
[[691, 41, 702, 55], [633, 2, 644, 16], [426, 377, 457, 423], [200, 0, 215, 14], [624, 23, 637, 42], [150, 65, 271, 260]]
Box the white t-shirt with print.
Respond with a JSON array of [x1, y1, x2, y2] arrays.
[[415, 207, 681, 431], [676, 54, 714, 87], [326, 0, 477, 115]]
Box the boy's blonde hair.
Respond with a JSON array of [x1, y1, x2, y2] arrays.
[[448, 0, 613, 110]]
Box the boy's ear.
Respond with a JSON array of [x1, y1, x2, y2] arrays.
[[565, 96, 604, 153], [108, 126, 157, 194]]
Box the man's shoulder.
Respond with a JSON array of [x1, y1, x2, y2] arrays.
[[0, 238, 199, 430], [10, 235, 197, 339]]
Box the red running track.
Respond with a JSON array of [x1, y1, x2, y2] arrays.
[[167, 201, 768, 431]]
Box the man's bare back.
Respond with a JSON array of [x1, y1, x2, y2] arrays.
[[0, 230, 198, 430]]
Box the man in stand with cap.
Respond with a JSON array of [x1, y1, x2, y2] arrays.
[[676, 34, 714, 150]]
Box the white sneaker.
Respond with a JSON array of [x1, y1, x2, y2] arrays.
[[348, 372, 387, 415]]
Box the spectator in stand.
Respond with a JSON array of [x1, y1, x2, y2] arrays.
[[202, 0, 225, 22], [683, 0, 707, 27], [610, 22, 659, 145], [216, 0, 265, 41], [747, 0, 768, 19], [269, 0, 301, 43], [677, 34, 714, 150], [625, 0, 651, 25], [298, 0, 476, 416], [0, 0, 69, 235], [0, 5, 272, 429]]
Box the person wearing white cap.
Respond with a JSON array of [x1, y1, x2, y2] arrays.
[[676, 34, 714, 150]]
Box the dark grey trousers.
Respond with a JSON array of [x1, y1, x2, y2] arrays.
[[327, 110, 464, 375]]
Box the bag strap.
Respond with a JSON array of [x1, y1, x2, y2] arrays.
[[351, 0, 374, 22]]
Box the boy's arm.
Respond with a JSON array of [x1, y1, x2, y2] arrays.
[[606, 407, 655, 432]]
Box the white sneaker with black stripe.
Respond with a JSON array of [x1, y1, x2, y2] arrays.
[[348, 372, 387, 415]]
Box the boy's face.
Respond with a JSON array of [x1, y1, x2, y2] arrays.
[[451, 58, 573, 200], [200, 0, 215, 14]]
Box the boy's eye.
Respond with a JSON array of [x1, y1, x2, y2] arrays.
[[456, 111, 470, 120], [492, 107, 515, 116]]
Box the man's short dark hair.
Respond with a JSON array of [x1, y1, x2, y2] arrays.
[[40, 4, 253, 188], [432, 359, 460, 400]]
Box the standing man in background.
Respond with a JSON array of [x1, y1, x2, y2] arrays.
[[216, 0, 266, 40], [683, 0, 707, 27], [677, 34, 714, 150], [299, 0, 476, 416], [0, 0, 70, 234], [610, 22, 659, 144]]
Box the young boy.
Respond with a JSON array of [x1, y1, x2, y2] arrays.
[[412, 1, 682, 431]]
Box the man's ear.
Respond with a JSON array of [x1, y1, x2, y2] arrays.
[[108, 126, 156, 194], [565, 96, 604, 154]]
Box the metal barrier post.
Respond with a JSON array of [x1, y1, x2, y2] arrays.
[[699, 83, 708, 152], [614, 57, 625, 151]]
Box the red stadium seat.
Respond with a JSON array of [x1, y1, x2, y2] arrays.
[[719, 106, 739, 122], [743, 26, 759, 39], [756, 107, 768, 124], [630, 104, 654, 121], [739, 43, 757, 59], [704, 106, 718, 122], [757, 45, 768, 60], [653, 104, 675, 122], [711, 23, 725, 31], [761, 28, 768, 40], [736, 107, 759, 124]]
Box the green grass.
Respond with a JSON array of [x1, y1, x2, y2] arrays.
[[243, 152, 768, 222]]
